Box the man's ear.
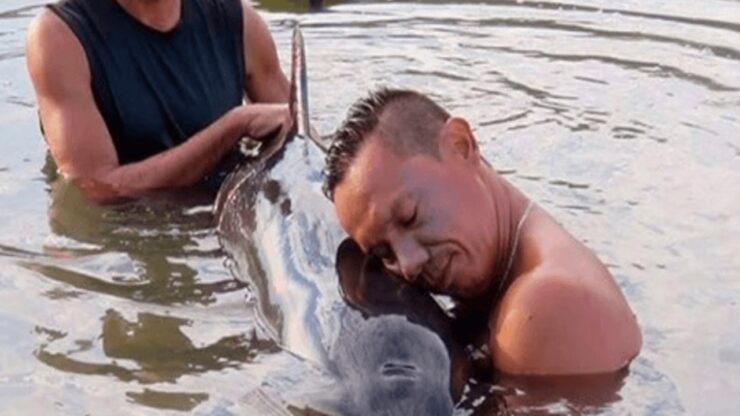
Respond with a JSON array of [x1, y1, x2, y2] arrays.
[[439, 117, 479, 162]]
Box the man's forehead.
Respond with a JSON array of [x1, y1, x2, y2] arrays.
[[342, 136, 401, 192], [334, 139, 402, 243]]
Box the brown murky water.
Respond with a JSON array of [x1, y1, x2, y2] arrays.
[[1, 0, 739, 414]]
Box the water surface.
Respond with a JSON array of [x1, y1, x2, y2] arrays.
[[1, 0, 739, 414]]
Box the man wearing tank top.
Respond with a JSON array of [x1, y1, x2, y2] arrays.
[[26, 0, 290, 202], [323, 88, 642, 376]]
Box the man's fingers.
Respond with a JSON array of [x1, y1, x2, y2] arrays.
[[252, 124, 283, 143]]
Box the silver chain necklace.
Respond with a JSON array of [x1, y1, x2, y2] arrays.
[[495, 200, 535, 297]]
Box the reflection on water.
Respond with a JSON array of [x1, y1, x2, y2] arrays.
[[36, 310, 278, 383], [35, 156, 245, 305], [500, 372, 625, 413], [0, 0, 738, 414]]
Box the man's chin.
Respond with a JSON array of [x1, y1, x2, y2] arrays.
[[445, 279, 492, 300]]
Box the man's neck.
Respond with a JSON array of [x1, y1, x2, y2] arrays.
[[482, 167, 531, 295], [116, 0, 182, 32]]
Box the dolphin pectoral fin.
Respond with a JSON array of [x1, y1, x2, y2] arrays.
[[336, 238, 428, 314], [335, 239, 369, 305]]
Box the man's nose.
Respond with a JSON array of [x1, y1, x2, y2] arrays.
[[392, 238, 429, 282]]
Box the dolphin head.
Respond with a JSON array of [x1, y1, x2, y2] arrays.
[[333, 314, 455, 416]]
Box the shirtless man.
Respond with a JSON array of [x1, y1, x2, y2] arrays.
[[26, 0, 290, 202], [323, 88, 641, 375]]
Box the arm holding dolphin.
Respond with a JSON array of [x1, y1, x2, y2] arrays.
[[242, 1, 290, 103], [26, 4, 290, 203]]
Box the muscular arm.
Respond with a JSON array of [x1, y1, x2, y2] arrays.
[[242, 1, 290, 103], [26, 10, 288, 202], [490, 220, 642, 375], [491, 271, 641, 375]]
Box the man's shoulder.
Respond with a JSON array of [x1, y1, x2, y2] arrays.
[[27, 7, 84, 66], [27, 8, 88, 94], [489, 240, 642, 375], [28, 8, 67, 43]]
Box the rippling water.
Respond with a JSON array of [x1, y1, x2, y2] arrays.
[[1, 0, 738, 414]]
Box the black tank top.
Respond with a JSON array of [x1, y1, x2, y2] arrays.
[[49, 0, 246, 164]]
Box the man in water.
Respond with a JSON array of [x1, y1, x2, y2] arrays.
[[26, 0, 290, 202], [323, 88, 642, 375]]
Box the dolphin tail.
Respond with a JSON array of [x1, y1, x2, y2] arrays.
[[290, 25, 328, 152]]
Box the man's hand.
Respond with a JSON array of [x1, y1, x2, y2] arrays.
[[237, 103, 291, 142]]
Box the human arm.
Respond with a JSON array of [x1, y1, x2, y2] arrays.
[[242, 1, 290, 103], [26, 10, 288, 202], [241, 2, 325, 139], [490, 240, 642, 375]]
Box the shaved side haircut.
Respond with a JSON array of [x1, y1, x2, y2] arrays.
[[323, 87, 450, 200]]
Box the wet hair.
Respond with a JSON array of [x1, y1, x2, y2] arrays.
[[323, 88, 451, 200]]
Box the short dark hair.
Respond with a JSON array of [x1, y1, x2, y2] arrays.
[[323, 87, 450, 200]]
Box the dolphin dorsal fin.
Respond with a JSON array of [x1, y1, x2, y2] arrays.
[[289, 25, 327, 152], [290, 26, 310, 138]]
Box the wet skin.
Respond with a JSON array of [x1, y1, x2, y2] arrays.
[[333, 119, 510, 300], [332, 117, 642, 376]]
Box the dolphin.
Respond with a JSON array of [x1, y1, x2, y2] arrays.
[[215, 27, 344, 367], [215, 26, 499, 415]]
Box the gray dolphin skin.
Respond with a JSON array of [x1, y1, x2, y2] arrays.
[[216, 27, 344, 367], [215, 26, 493, 415]]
